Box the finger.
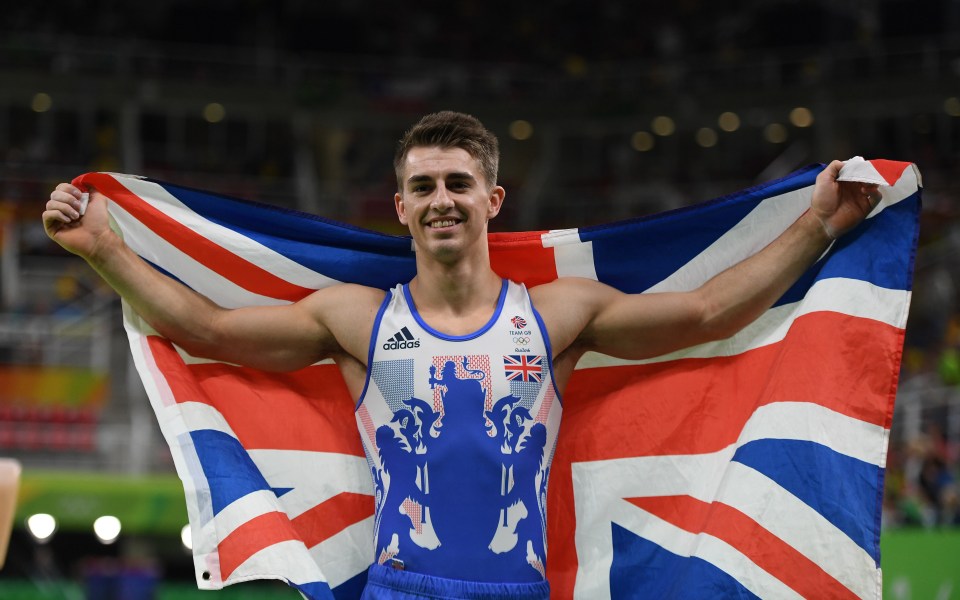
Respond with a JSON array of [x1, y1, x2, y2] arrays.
[[45, 198, 81, 220], [54, 182, 83, 199], [42, 208, 74, 227], [823, 160, 845, 179], [860, 183, 882, 205], [50, 190, 85, 213]]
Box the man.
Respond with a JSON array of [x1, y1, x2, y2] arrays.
[[44, 111, 880, 599]]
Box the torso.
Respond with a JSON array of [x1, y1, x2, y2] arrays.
[[354, 279, 562, 582]]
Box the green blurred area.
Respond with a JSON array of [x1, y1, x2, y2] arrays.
[[5, 472, 959, 598], [0, 580, 299, 599], [15, 471, 187, 535], [881, 529, 960, 599]]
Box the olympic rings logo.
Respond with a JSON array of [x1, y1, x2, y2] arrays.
[[513, 336, 530, 345]]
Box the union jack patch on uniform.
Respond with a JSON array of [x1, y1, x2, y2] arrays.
[[503, 354, 543, 383]]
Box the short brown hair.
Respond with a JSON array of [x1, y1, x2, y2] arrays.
[[394, 111, 500, 191]]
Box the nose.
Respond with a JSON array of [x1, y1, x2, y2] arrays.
[[430, 183, 455, 210]]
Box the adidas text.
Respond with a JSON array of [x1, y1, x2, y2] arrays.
[[383, 339, 421, 350]]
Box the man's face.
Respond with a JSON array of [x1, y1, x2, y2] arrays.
[[395, 145, 504, 262]]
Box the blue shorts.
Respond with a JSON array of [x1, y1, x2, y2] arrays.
[[360, 564, 550, 600]]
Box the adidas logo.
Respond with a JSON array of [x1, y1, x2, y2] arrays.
[[383, 326, 421, 350]]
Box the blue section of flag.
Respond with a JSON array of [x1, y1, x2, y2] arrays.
[[191, 429, 271, 516], [816, 195, 920, 292], [582, 166, 820, 294], [733, 439, 883, 563], [157, 180, 417, 289], [331, 569, 369, 600], [293, 580, 336, 600], [778, 194, 921, 306], [610, 523, 761, 599]]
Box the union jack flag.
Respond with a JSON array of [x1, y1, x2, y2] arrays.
[[511, 316, 528, 329], [503, 354, 544, 383], [73, 156, 919, 599]]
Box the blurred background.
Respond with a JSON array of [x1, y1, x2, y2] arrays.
[[1, 0, 958, 598]]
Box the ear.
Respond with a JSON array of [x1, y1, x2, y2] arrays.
[[395, 192, 408, 225], [487, 186, 506, 220]]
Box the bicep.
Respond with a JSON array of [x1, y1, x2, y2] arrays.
[[581, 286, 712, 360], [204, 299, 336, 371]]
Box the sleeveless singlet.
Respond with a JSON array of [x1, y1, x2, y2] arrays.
[[355, 279, 562, 583]]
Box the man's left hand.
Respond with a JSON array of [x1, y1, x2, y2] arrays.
[[811, 160, 882, 240]]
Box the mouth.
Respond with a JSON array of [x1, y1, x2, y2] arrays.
[[427, 218, 461, 229]]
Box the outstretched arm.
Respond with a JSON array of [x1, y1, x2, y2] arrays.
[[43, 183, 377, 371], [536, 160, 882, 363]]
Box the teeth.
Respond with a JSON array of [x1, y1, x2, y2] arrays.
[[431, 220, 456, 228]]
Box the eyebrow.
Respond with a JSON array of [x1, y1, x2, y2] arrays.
[[406, 172, 477, 186]]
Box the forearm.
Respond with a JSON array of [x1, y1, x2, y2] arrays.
[[697, 209, 832, 338], [87, 233, 226, 354]]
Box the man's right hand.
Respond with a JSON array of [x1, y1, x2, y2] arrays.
[[43, 183, 115, 259]]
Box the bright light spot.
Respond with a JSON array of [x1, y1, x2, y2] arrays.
[[26, 513, 57, 543], [717, 112, 740, 132], [203, 102, 226, 123], [630, 131, 654, 152], [764, 123, 788, 143], [944, 97, 960, 117], [31, 93, 52, 113], [695, 127, 718, 148], [93, 515, 121, 544], [181, 524, 193, 550], [508, 120, 533, 141], [651, 116, 675, 136], [789, 107, 814, 128]]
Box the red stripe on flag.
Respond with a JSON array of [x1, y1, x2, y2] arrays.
[[292, 491, 374, 548], [562, 311, 900, 461], [867, 159, 912, 187], [218, 511, 297, 580], [489, 232, 557, 287], [147, 336, 363, 456], [76, 173, 314, 302], [628, 495, 859, 599]]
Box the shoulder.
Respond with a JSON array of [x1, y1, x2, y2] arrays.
[[300, 283, 388, 324], [528, 277, 620, 357], [529, 277, 616, 309]]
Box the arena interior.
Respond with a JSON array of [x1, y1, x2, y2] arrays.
[[0, 1, 958, 598]]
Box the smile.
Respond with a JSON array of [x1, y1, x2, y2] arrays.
[[429, 219, 460, 228]]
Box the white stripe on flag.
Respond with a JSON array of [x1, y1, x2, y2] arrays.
[[111, 175, 342, 290], [164, 401, 237, 439], [646, 187, 810, 294], [741, 401, 888, 466], [123, 304, 178, 409], [573, 496, 804, 600], [212, 489, 281, 540], [227, 539, 329, 587], [308, 516, 376, 588], [576, 278, 909, 368], [718, 462, 878, 600], [110, 201, 287, 309], [542, 229, 598, 280], [248, 449, 373, 517]]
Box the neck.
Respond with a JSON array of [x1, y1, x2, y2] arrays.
[[408, 250, 502, 319]]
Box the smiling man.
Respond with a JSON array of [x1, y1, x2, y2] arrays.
[[43, 111, 880, 599]]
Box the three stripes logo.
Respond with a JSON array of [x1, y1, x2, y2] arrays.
[[383, 326, 421, 350]]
